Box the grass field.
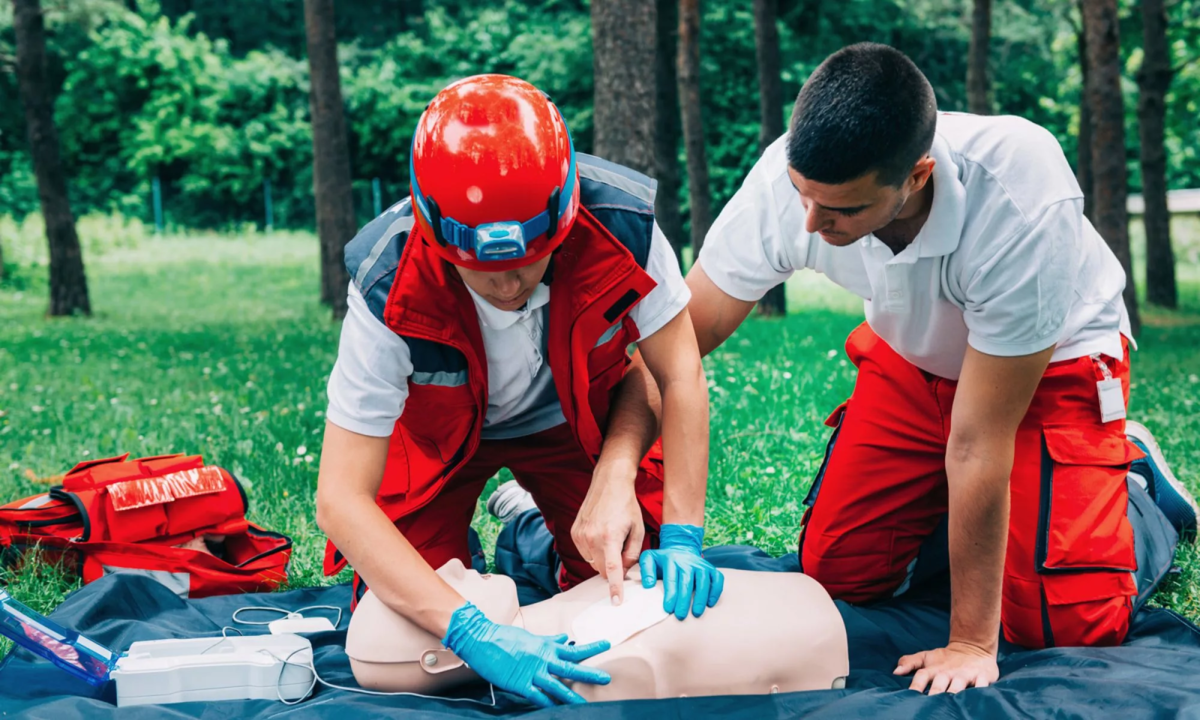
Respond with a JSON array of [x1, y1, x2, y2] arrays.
[[2, 213, 1199, 660]]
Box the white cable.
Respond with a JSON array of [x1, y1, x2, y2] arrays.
[[267, 646, 498, 707], [232, 605, 344, 630], [227, 602, 497, 706]]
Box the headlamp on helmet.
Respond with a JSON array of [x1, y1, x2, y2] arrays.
[[409, 153, 574, 264], [475, 222, 526, 261]]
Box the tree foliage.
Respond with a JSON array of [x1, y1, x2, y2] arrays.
[[0, 0, 1197, 235]]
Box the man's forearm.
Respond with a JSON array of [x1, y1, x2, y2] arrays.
[[945, 447, 1011, 653], [315, 423, 464, 637], [318, 491, 465, 636], [660, 364, 710, 526], [594, 355, 662, 485]]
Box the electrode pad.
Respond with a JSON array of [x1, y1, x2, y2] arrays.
[[571, 581, 671, 647]]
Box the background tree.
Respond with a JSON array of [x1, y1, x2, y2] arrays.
[[754, 0, 786, 316], [13, 0, 90, 316], [967, 0, 991, 114], [5, 0, 1200, 280], [1137, 0, 1176, 308], [304, 0, 356, 319], [678, 0, 712, 255], [1082, 0, 1139, 336], [591, 0, 656, 176], [1075, 5, 1094, 221], [654, 0, 685, 265]]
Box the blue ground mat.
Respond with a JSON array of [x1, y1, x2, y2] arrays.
[[3, 547, 1200, 718]]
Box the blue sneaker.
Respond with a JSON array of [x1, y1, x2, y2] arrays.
[[1127, 420, 1198, 540]]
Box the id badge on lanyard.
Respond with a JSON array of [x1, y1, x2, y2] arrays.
[[1092, 354, 1126, 423]]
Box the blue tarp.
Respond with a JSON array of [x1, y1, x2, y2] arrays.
[[4, 545, 1200, 718]]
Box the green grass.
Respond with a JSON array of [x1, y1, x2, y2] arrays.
[[1, 214, 1198, 661]]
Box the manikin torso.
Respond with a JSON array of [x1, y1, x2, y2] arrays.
[[346, 559, 849, 701]]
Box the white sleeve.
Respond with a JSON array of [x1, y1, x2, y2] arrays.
[[695, 157, 797, 302], [962, 199, 1081, 357], [325, 283, 413, 437], [629, 223, 691, 340]]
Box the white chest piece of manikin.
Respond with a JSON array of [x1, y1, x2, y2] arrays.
[[571, 581, 672, 647]]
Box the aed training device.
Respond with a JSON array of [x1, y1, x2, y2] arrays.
[[2, 592, 504, 709], [0, 587, 118, 686], [111, 635, 315, 707], [1, 588, 315, 706]]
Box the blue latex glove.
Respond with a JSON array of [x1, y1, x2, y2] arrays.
[[442, 602, 611, 707], [639, 524, 725, 620]]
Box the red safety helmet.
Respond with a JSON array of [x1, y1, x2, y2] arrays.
[[409, 74, 580, 272]]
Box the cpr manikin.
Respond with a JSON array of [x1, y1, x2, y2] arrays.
[[346, 559, 849, 701]]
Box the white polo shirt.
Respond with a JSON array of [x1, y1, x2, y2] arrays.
[[698, 112, 1131, 380], [326, 223, 690, 438]]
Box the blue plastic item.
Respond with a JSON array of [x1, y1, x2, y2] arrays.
[[441, 601, 611, 708], [639, 523, 726, 620], [0, 587, 118, 686], [474, 222, 528, 261]]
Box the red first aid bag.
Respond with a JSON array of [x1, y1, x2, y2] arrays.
[[0, 453, 291, 598]]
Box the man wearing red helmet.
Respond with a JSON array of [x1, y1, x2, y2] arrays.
[[314, 75, 721, 706]]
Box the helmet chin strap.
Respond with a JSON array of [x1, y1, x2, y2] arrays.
[[540, 250, 559, 286]]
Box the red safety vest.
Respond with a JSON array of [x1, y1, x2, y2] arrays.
[[323, 206, 664, 576]]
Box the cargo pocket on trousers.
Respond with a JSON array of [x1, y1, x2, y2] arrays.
[[1037, 424, 1142, 576]]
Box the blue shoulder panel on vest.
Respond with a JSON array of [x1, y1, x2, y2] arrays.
[[344, 198, 416, 322], [343, 200, 468, 381], [576, 154, 656, 269], [406, 336, 468, 385]]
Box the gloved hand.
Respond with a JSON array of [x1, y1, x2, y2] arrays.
[[442, 602, 612, 707], [639, 524, 725, 620]]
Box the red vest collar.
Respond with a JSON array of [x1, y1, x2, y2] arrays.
[[380, 206, 658, 460]]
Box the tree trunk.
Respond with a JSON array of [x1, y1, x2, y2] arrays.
[[678, 0, 713, 256], [1076, 9, 1095, 222], [1137, 0, 1176, 308], [967, 0, 992, 115], [654, 0, 685, 267], [1082, 0, 1139, 336], [304, 0, 356, 320], [592, 0, 656, 176], [754, 0, 786, 316], [13, 0, 91, 317]]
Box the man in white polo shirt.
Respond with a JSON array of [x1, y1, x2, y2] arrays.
[[688, 44, 1195, 693]]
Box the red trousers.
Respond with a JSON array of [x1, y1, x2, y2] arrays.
[[387, 422, 663, 592], [800, 323, 1141, 648]]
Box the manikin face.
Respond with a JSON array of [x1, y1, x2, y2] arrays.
[[440, 561, 520, 618], [786, 156, 935, 246], [453, 254, 553, 311]]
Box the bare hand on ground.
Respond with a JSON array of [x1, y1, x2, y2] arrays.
[[894, 641, 999, 694]]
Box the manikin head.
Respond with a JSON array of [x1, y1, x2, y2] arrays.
[[786, 43, 937, 246], [345, 559, 520, 694]]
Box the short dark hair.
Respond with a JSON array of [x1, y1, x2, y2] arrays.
[[786, 43, 937, 187]]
